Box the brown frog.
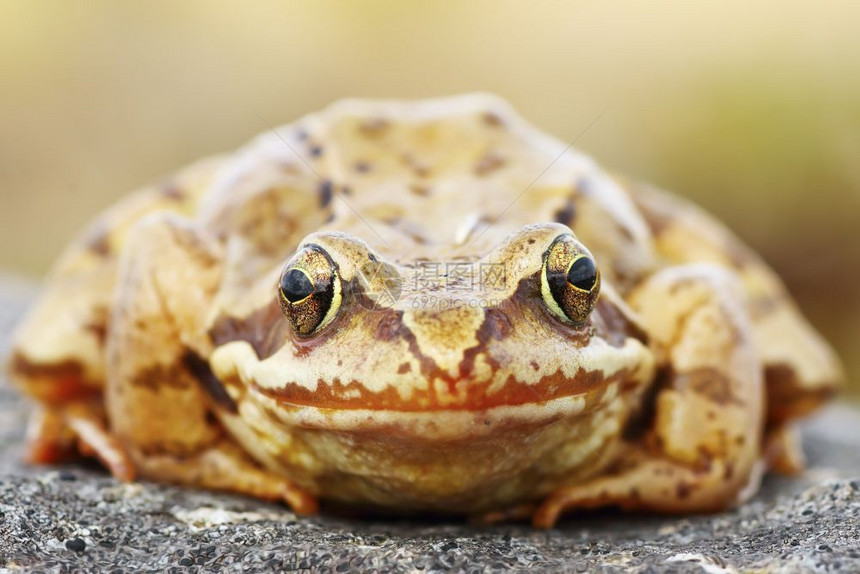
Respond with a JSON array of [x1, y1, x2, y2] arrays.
[[7, 95, 842, 527]]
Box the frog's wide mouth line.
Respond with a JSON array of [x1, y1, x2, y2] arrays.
[[254, 389, 609, 441], [245, 364, 635, 413], [242, 373, 636, 441]]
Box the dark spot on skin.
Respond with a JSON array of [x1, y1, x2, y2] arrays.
[[128, 360, 190, 391], [474, 153, 506, 176], [183, 351, 238, 414], [401, 154, 429, 177], [358, 118, 389, 137], [724, 462, 735, 480], [479, 307, 514, 341], [161, 184, 185, 201], [82, 320, 107, 346], [374, 309, 406, 342], [527, 238, 535, 244], [482, 112, 504, 127], [530, 360, 539, 371], [701, 451, 716, 473], [8, 353, 101, 403], [592, 298, 649, 348], [382, 217, 430, 245], [622, 366, 667, 441], [278, 161, 301, 175], [209, 299, 291, 361], [309, 145, 323, 158], [355, 162, 371, 173], [83, 224, 112, 257], [409, 184, 431, 197], [458, 308, 512, 379], [553, 197, 577, 226], [318, 180, 333, 208], [81, 306, 109, 346], [611, 221, 635, 243], [295, 129, 309, 141], [674, 367, 739, 405], [676, 482, 692, 499], [397, 363, 411, 374], [765, 363, 835, 424]]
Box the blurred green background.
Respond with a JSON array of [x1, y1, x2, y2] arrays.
[[1, 1, 858, 393]]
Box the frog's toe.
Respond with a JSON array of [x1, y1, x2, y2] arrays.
[[281, 482, 319, 515], [130, 439, 319, 516], [24, 405, 76, 465], [66, 406, 136, 481], [765, 423, 805, 475], [533, 483, 615, 529], [24, 402, 136, 481]]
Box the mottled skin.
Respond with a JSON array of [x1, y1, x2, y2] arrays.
[[7, 95, 842, 527]]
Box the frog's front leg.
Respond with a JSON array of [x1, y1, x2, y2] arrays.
[[106, 213, 317, 514], [534, 264, 765, 528]]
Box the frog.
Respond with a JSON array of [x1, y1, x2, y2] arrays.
[[6, 94, 842, 527]]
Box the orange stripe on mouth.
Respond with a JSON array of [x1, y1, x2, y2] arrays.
[[249, 366, 636, 412]]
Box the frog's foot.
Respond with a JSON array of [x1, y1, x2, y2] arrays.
[[534, 265, 767, 529], [24, 403, 136, 481], [764, 423, 805, 475], [131, 439, 318, 515], [532, 450, 765, 528]]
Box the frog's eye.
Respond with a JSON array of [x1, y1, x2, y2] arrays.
[[540, 235, 601, 324], [278, 245, 342, 336]]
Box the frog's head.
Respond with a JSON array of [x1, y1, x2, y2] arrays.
[[209, 223, 653, 434]]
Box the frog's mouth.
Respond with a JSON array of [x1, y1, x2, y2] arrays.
[[206, 337, 652, 439], [246, 364, 636, 413], [244, 370, 642, 442], [209, 331, 649, 409]]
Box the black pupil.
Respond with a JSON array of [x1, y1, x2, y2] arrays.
[[567, 257, 597, 291], [281, 269, 315, 303]]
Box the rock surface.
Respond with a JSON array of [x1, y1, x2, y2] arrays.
[[1, 278, 859, 573]]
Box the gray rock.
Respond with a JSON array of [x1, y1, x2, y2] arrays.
[[1, 278, 859, 573]]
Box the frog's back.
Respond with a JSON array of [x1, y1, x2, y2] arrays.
[[197, 94, 658, 284]]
